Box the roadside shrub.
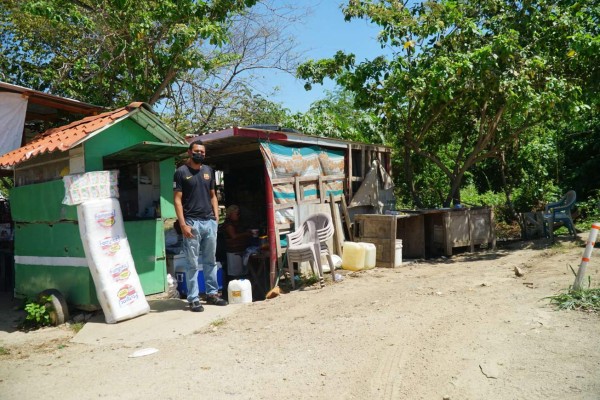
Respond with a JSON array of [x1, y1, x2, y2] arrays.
[[576, 189, 600, 224], [548, 288, 600, 313], [22, 296, 53, 329]]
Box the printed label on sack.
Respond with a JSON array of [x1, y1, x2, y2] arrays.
[[110, 263, 131, 283], [95, 210, 116, 228], [117, 284, 138, 307], [100, 235, 122, 256], [232, 290, 241, 298]]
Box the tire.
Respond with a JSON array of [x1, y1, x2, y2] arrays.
[[38, 289, 69, 326]]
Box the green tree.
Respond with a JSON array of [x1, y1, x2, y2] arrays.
[[285, 89, 383, 143], [0, 0, 256, 107], [159, 1, 303, 134], [298, 0, 599, 207]]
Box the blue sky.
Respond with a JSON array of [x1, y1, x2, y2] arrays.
[[263, 1, 385, 114]]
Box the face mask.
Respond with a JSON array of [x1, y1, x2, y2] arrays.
[[191, 153, 205, 164]]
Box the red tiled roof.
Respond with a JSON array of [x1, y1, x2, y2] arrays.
[[0, 102, 144, 167]]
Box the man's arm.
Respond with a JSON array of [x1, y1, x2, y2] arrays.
[[210, 189, 219, 222], [174, 191, 193, 238]]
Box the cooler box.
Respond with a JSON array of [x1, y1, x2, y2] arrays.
[[174, 254, 223, 296]]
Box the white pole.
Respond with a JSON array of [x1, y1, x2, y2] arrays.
[[573, 223, 600, 291]]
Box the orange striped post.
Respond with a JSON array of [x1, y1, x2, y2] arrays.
[[573, 223, 600, 291]]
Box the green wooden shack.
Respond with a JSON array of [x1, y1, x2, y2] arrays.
[[0, 102, 188, 309]]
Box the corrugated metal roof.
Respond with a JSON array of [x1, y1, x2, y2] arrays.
[[191, 126, 392, 152], [0, 102, 185, 167], [189, 126, 392, 170], [0, 81, 103, 115]]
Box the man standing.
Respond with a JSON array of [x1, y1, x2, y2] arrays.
[[174, 140, 227, 311]]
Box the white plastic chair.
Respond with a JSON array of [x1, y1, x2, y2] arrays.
[[286, 213, 335, 288]]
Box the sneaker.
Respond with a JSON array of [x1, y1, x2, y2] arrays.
[[206, 294, 228, 306], [190, 300, 204, 312]]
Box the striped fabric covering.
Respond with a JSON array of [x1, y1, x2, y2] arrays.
[[260, 141, 345, 223]]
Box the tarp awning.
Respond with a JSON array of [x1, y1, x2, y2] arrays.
[[259, 140, 345, 224], [103, 141, 188, 163]]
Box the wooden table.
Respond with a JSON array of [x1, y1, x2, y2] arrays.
[[400, 208, 496, 257], [355, 208, 495, 259]]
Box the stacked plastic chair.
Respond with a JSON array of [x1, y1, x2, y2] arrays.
[[286, 213, 335, 288]]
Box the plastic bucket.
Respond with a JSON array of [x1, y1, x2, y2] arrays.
[[395, 239, 402, 267]]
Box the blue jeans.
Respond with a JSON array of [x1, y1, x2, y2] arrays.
[[182, 218, 218, 302]]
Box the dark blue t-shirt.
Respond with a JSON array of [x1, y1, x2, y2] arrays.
[[173, 164, 215, 220]]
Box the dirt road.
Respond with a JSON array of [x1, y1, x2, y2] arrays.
[[1, 237, 599, 399]]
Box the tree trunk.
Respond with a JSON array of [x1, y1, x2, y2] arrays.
[[444, 172, 464, 207], [499, 151, 520, 226], [403, 146, 423, 208]]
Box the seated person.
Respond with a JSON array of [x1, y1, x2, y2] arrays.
[[219, 205, 251, 277], [220, 205, 251, 252]]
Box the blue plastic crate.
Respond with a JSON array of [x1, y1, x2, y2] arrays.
[[175, 263, 223, 297]]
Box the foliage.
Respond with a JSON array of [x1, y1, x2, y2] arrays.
[[0, 0, 257, 107], [285, 89, 383, 143], [574, 189, 600, 233], [298, 0, 599, 208], [557, 111, 600, 201], [162, 91, 290, 135], [460, 184, 505, 208], [0, 177, 13, 199], [548, 288, 600, 313], [211, 93, 289, 130], [22, 296, 52, 329], [297, 273, 319, 287], [159, 1, 303, 134], [0, 346, 9, 356], [469, 125, 562, 213]]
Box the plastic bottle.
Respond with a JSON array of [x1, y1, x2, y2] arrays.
[[360, 242, 377, 269], [341, 242, 366, 271], [227, 279, 252, 304]]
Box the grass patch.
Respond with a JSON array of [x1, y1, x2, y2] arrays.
[[299, 273, 319, 286], [547, 288, 600, 313], [0, 346, 10, 356], [70, 322, 85, 333], [210, 318, 226, 327]]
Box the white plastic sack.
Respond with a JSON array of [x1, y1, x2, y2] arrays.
[[63, 171, 119, 205], [77, 198, 149, 323]]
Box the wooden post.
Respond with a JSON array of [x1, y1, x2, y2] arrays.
[[340, 194, 353, 242], [318, 175, 325, 203], [573, 223, 599, 291], [443, 212, 452, 256], [347, 144, 353, 200], [490, 208, 497, 250], [468, 210, 475, 253], [329, 193, 344, 256]]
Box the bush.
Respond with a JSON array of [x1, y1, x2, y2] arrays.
[[576, 189, 600, 223], [22, 296, 53, 329], [548, 288, 600, 313]]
